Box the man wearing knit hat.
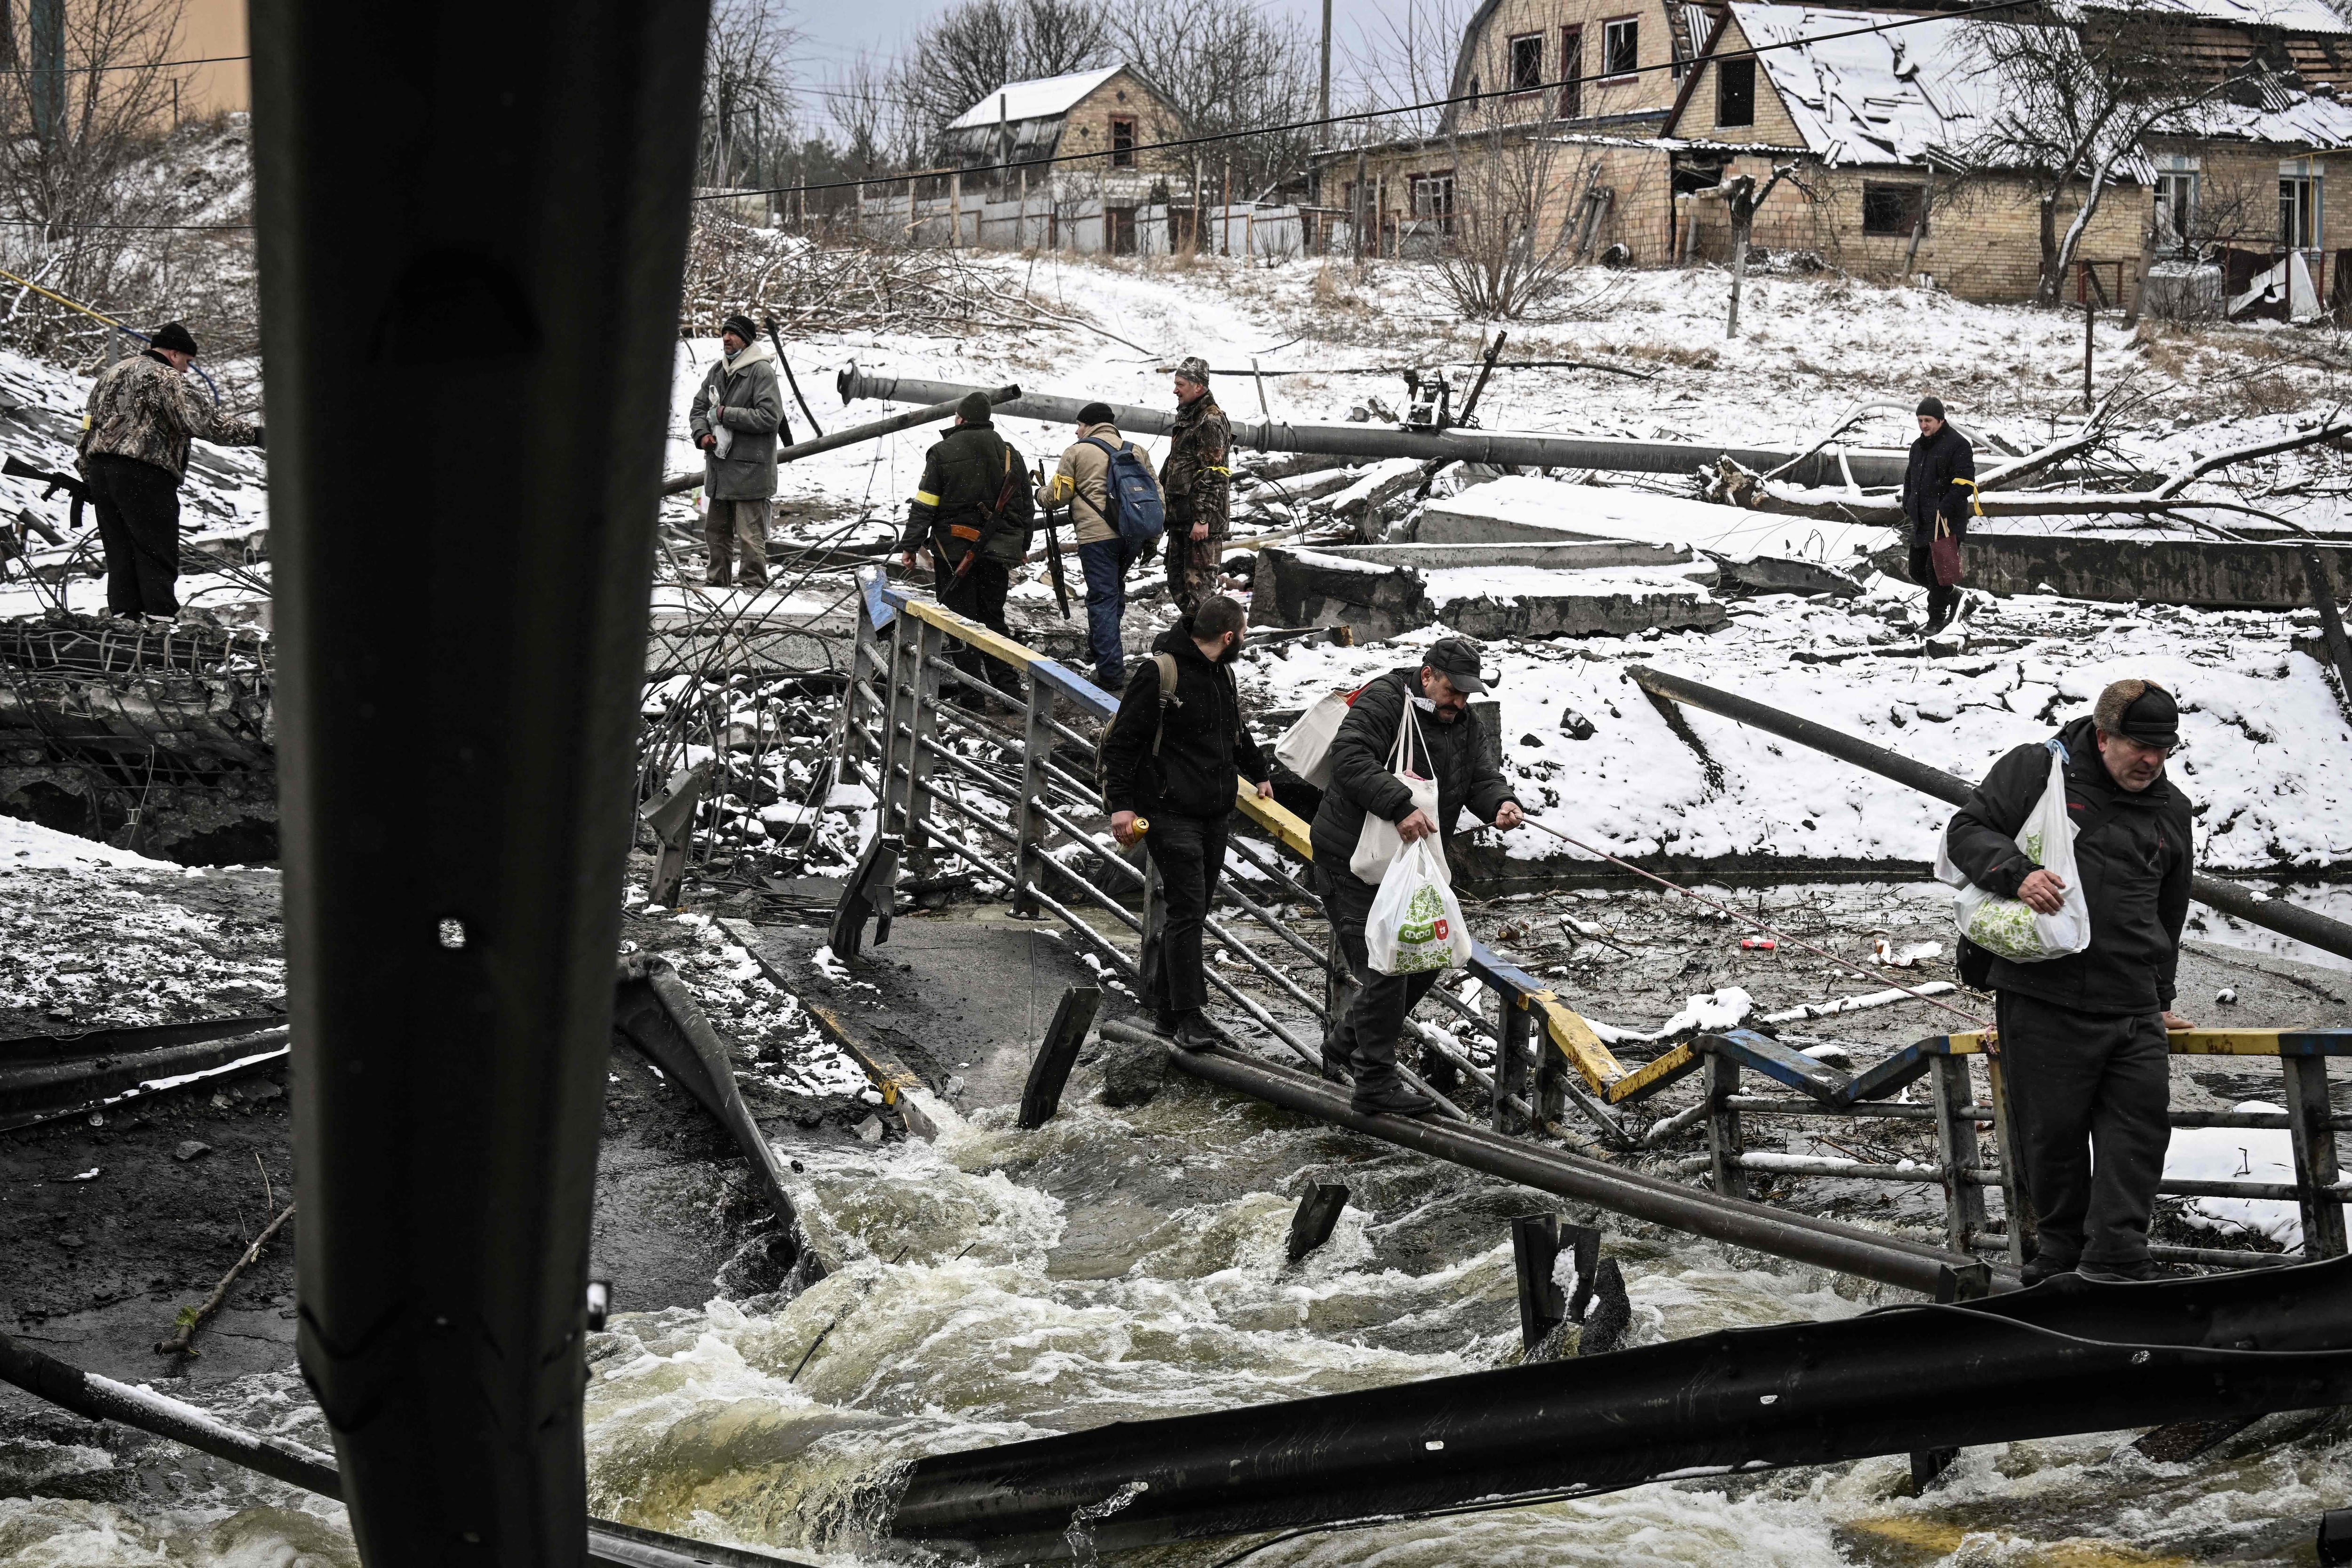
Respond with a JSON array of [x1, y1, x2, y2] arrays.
[[898, 391, 1033, 701], [1038, 399, 1152, 690], [1159, 356, 1231, 613], [1899, 396, 1976, 635], [76, 319, 262, 618], [1942, 677, 2196, 1284], [689, 313, 787, 589]]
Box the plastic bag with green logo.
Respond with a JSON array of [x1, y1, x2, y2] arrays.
[[1933, 739, 2091, 963], [1367, 835, 1472, 975]]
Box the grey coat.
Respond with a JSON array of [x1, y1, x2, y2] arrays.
[[689, 341, 785, 500]]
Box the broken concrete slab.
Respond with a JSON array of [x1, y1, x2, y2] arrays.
[[1711, 553, 1866, 598], [1310, 540, 1700, 572], [1418, 476, 1897, 569], [1251, 545, 1725, 642], [1875, 528, 2352, 611]]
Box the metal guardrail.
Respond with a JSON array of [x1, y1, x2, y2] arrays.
[[834, 568, 2344, 1280]]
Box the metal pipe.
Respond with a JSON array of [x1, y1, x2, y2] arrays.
[[1627, 664, 2352, 966], [837, 368, 1909, 486], [887, 1255, 2352, 1563], [660, 384, 1022, 494], [1166, 1044, 1982, 1294]]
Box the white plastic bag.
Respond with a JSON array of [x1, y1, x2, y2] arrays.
[[1936, 740, 2091, 963], [1275, 688, 1353, 788], [1366, 835, 1472, 975], [1351, 703, 1438, 883]]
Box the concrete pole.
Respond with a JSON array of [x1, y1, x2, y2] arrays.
[[1320, 0, 1332, 126]]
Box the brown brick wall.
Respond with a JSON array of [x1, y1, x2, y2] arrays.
[[1676, 14, 1808, 148], [1057, 72, 1186, 175], [1455, 0, 1684, 127]]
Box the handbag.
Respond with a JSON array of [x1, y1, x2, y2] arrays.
[[1930, 515, 1963, 588], [1350, 700, 1438, 883]]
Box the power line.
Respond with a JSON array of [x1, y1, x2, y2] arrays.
[[0, 49, 250, 77], [699, 0, 2041, 203]]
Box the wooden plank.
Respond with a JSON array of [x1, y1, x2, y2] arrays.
[[1702, 1028, 1854, 1104], [1236, 788, 1316, 859], [903, 597, 1040, 675], [1604, 1041, 1699, 1104]]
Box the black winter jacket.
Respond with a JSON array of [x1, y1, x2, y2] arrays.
[[1900, 423, 1977, 545], [1309, 666, 1517, 874], [1942, 716, 2194, 1015], [1099, 624, 1269, 820], [898, 420, 1034, 567]]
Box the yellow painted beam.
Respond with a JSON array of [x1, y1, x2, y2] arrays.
[[804, 1000, 922, 1106], [2167, 1028, 2323, 1057], [1606, 1042, 1695, 1104], [1518, 991, 1628, 1096], [1236, 787, 1316, 858], [903, 597, 1039, 673]]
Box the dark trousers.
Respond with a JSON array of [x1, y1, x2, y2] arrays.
[[1321, 860, 1443, 1096], [1141, 811, 1227, 1017], [933, 556, 1018, 698], [1907, 543, 1960, 627], [87, 454, 183, 617], [1997, 991, 2171, 1270], [1077, 536, 1136, 692]]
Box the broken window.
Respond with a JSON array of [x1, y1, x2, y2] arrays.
[[2281, 174, 2320, 250], [1603, 18, 1637, 78], [1861, 182, 1924, 237], [2154, 171, 2196, 255], [1412, 171, 1456, 233], [1559, 27, 1583, 118], [1111, 116, 1136, 167], [1716, 57, 1755, 127], [1509, 32, 1543, 93]]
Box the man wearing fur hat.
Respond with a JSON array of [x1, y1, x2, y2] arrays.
[[690, 313, 787, 589], [1159, 356, 1231, 613], [77, 319, 262, 618], [1942, 678, 2196, 1284]]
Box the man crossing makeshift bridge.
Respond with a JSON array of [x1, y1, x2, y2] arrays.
[[1942, 678, 2194, 1284], [1311, 637, 1522, 1117]]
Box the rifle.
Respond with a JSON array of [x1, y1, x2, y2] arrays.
[[5, 454, 86, 533], [951, 456, 1025, 583], [1034, 461, 1072, 619]]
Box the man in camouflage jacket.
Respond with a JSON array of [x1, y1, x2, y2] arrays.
[[1158, 356, 1231, 613], [77, 320, 262, 617]]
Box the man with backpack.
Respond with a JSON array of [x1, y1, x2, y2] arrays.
[[900, 391, 1034, 701], [1038, 400, 1162, 692], [1311, 638, 1521, 1117], [1099, 595, 1272, 1051], [1942, 677, 2194, 1284]]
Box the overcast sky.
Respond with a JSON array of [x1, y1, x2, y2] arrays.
[[789, 0, 1464, 136]]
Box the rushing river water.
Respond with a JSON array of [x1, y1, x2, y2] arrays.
[[16, 1042, 2345, 1568]]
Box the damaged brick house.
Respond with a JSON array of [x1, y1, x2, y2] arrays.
[[1317, 0, 2352, 313]]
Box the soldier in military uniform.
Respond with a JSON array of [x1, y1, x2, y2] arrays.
[[898, 391, 1034, 701], [1158, 356, 1231, 613]]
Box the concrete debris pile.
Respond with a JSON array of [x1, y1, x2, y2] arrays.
[[0, 612, 276, 863]]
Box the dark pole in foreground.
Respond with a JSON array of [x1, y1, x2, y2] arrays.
[[248, 3, 708, 1562]]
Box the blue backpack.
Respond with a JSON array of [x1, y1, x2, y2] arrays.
[[1082, 436, 1166, 543]]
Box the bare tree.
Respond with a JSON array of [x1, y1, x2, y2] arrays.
[[1960, 4, 2240, 303], [702, 0, 799, 189], [1339, 0, 1477, 145], [1112, 0, 1317, 198], [1017, 0, 1110, 80], [824, 48, 919, 183], [1425, 114, 1585, 318]]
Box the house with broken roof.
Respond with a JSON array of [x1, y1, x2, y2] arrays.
[[1318, 0, 2352, 313]]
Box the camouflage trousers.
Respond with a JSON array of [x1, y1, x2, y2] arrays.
[[1164, 524, 1225, 613]]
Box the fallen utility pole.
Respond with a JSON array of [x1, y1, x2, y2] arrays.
[[1163, 1040, 1985, 1297], [886, 1256, 2352, 1564], [836, 368, 1909, 488], [661, 383, 1022, 494], [0, 1328, 811, 1568], [1627, 665, 2352, 966]]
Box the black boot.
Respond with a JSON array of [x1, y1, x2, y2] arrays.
[[1171, 1011, 1220, 1052], [1351, 1082, 1437, 1118], [1319, 1045, 1353, 1085]]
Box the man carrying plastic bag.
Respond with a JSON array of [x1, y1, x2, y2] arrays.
[[1941, 678, 2196, 1285], [1309, 637, 1521, 1118]]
